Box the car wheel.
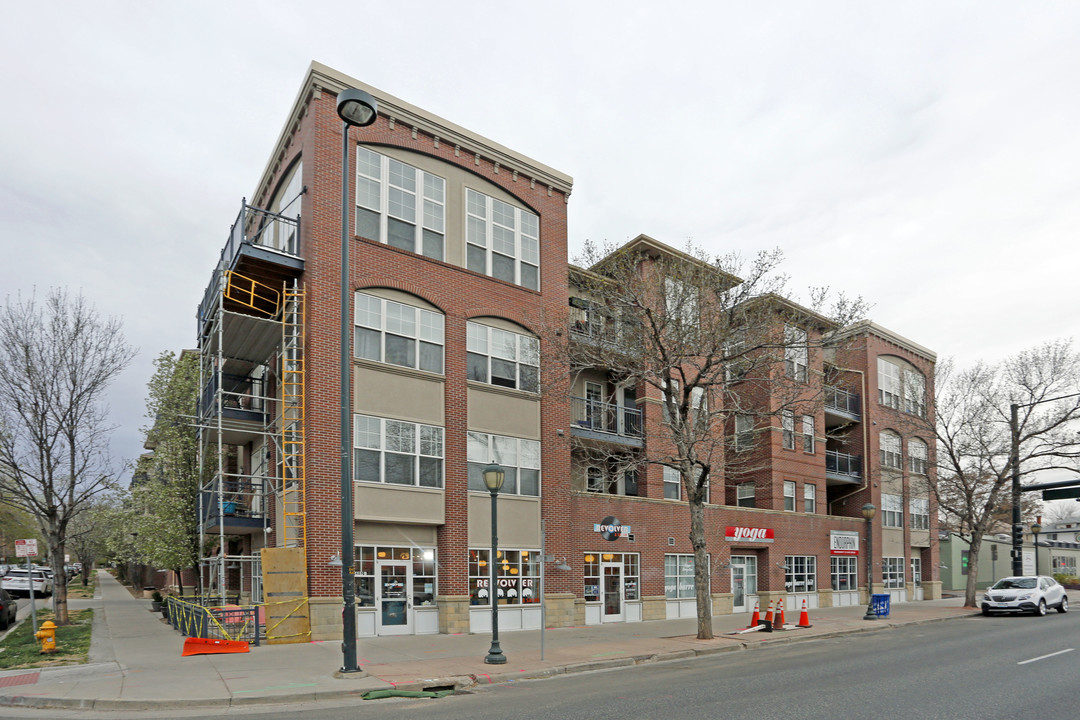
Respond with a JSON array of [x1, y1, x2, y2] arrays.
[[1035, 599, 1047, 616], [1058, 596, 1069, 614]]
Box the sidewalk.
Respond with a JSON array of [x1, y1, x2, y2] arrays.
[[0, 571, 977, 710]]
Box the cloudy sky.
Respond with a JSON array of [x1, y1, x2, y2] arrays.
[[2, 2, 1078, 481]]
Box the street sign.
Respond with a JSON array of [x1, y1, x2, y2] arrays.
[[1042, 487, 1080, 501], [15, 539, 38, 558]]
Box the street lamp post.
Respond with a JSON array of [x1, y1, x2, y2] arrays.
[[336, 87, 378, 676], [1031, 522, 1042, 575], [483, 462, 507, 665], [862, 503, 877, 621]]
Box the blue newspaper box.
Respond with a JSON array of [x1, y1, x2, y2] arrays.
[[871, 593, 890, 617]]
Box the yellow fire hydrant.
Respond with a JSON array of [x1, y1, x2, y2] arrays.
[[35, 620, 58, 654]]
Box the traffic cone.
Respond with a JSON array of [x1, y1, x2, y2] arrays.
[[750, 601, 760, 627], [797, 598, 812, 628], [763, 601, 774, 628], [777, 599, 786, 627]]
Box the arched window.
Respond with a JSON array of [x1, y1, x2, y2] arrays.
[[354, 291, 444, 374]]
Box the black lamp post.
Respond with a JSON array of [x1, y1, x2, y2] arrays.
[[483, 462, 507, 665], [1031, 522, 1042, 575], [862, 503, 877, 621], [336, 87, 378, 676]]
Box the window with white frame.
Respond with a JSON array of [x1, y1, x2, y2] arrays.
[[737, 481, 755, 508], [830, 556, 857, 591], [584, 553, 639, 602], [878, 357, 901, 409], [903, 369, 926, 417], [353, 415, 444, 487], [784, 555, 816, 592], [664, 277, 699, 327], [1052, 556, 1077, 576], [467, 432, 540, 496], [354, 292, 444, 373], [910, 557, 922, 586], [469, 549, 540, 606], [354, 546, 437, 607], [731, 555, 758, 595], [663, 466, 681, 500], [785, 325, 808, 382], [724, 334, 749, 382], [783, 481, 796, 511], [804, 483, 816, 513], [355, 147, 445, 260], [880, 431, 902, 469], [781, 410, 795, 450], [882, 493, 903, 527], [910, 497, 930, 530], [909, 437, 928, 475], [735, 413, 754, 451], [882, 557, 905, 588], [467, 321, 539, 392], [586, 463, 638, 497], [586, 466, 603, 493], [665, 554, 703, 599], [802, 414, 815, 453], [465, 188, 539, 290]]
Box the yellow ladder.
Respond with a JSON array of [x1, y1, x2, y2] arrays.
[[281, 284, 306, 549]]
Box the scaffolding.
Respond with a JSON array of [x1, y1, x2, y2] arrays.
[[196, 200, 306, 599]]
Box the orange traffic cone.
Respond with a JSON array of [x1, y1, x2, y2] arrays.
[[763, 601, 774, 627], [797, 598, 812, 628], [777, 599, 786, 627], [750, 601, 760, 627]]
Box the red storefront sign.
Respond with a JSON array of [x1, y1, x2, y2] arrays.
[[724, 526, 774, 543]]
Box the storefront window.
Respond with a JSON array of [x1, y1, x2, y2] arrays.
[[353, 545, 437, 607], [784, 555, 816, 593], [583, 552, 639, 602], [469, 549, 540, 605], [665, 554, 698, 599], [830, 556, 857, 591]]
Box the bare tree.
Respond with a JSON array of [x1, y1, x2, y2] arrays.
[[558, 238, 865, 639], [0, 289, 133, 623], [924, 341, 1080, 607]]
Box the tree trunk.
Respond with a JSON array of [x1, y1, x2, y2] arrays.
[[175, 567, 185, 596], [963, 533, 983, 608], [689, 497, 713, 639], [49, 535, 69, 624]]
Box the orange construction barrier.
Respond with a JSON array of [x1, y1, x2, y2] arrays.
[[797, 598, 812, 628], [181, 637, 250, 656], [750, 601, 760, 627], [777, 599, 786, 627], [763, 601, 774, 626]]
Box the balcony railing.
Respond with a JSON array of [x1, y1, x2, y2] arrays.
[[825, 450, 862, 479], [825, 386, 861, 418], [570, 397, 643, 438], [200, 373, 267, 420], [199, 199, 300, 325], [202, 477, 266, 523]]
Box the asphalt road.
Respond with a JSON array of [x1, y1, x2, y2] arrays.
[[2, 610, 1077, 720]]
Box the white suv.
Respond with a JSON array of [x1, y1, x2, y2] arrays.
[[981, 575, 1068, 616], [0, 568, 53, 598]]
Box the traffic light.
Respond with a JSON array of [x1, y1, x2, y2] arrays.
[[991, 544, 998, 560], [1012, 523, 1024, 544]]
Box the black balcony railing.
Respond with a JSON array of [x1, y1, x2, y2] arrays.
[[570, 396, 643, 438], [825, 386, 861, 417], [200, 373, 266, 420], [825, 450, 862, 478], [202, 478, 266, 523]]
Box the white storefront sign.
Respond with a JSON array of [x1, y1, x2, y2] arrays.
[[830, 531, 860, 556]]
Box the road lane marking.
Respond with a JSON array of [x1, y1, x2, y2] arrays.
[[1018, 648, 1074, 665]]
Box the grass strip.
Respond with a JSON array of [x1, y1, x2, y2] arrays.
[[0, 609, 93, 670]]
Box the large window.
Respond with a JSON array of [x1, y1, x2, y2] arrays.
[[355, 147, 445, 260], [467, 322, 539, 392], [783, 481, 796, 511], [467, 432, 540, 496], [878, 357, 901, 409], [831, 556, 857, 592], [584, 553, 639, 602], [903, 369, 926, 417], [663, 466, 681, 500], [735, 414, 754, 451], [586, 464, 638, 497], [804, 483, 816, 513], [880, 431, 902, 469], [882, 493, 903, 528], [353, 415, 444, 487], [354, 546, 437, 608], [469, 549, 540, 606], [784, 325, 808, 382], [781, 410, 795, 450], [909, 438, 928, 475], [910, 497, 930, 530], [882, 557, 905, 589], [665, 554, 702, 600], [1052, 556, 1077, 576], [802, 414, 815, 453], [665, 277, 699, 327], [354, 292, 444, 373], [737, 481, 755, 508], [784, 556, 816, 593], [466, 188, 539, 290]]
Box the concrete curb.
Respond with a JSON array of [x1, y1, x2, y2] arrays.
[[0, 610, 980, 710]]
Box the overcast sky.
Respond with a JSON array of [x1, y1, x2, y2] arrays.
[[2, 2, 1078, 484]]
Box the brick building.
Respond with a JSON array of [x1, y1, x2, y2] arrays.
[[194, 61, 939, 641]]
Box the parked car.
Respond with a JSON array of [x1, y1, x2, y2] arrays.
[[0, 568, 53, 598], [0, 588, 17, 630], [982, 575, 1068, 616]]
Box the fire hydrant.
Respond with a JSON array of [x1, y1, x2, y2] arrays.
[[35, 620, 58, 654]]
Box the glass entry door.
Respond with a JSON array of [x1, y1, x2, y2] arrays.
[[376, 561, 412, 635], [602, 562, 623, 622], [731, 565, 747, 613]]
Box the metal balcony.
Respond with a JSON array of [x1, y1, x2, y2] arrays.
[[570, 396, 644, 447], [202, 478, 267, 535], [825, 450, 862, 485], [824, 386, 861, 425]]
